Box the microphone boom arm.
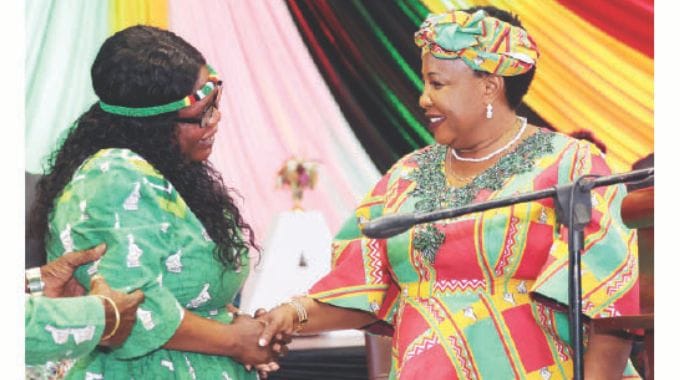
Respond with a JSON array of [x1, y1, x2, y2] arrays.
[[361, 168, 653, 239]]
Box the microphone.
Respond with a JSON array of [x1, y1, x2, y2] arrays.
[[361, 213, 419, 239]]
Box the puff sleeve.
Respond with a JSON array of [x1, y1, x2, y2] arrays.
[[46, 149, 186, 359]]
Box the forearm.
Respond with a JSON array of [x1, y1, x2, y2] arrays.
[[162, 310, 234, 356], [584, 332, 633, 379], [295, 297, 377, 334]]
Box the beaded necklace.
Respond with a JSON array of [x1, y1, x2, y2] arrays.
[[451, 117, 528, 163]]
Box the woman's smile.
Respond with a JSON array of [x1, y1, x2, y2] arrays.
[[426, 114, 446, 132], [199, 134, 215, 147]]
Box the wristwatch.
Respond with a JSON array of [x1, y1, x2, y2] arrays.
[[25, 267, 45, 296]]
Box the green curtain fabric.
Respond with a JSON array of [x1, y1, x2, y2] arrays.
[[25, 0, 109, 174]]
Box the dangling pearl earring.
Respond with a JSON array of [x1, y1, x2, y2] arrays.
[[486, 103, 493, 119]]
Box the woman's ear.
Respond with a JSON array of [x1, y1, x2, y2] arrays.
[[482, 74, 504, 102]]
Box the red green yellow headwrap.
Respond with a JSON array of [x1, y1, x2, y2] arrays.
[[414, 10, 539, 76], [99, 64, 221, 117]]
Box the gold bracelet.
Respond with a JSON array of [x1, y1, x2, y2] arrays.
[[282, 297, 308, 333], [96, 295, 121, 341]]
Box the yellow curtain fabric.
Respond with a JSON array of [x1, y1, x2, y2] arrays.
[[109, 0, 169, 34], [421, 0, 653, 171]]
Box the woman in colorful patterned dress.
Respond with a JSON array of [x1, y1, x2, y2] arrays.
[[30, 25, 284, 379], [257, 7, 641, 379]]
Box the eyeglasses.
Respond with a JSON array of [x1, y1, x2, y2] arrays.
[[175, 83, 222, 128]]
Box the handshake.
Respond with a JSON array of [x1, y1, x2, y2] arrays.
[[225, 299, 307, 379]]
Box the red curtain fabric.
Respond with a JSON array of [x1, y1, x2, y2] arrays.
[[557, 0, 653, 57]]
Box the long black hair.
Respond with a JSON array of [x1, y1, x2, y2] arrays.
[[30, 25, 257, 269]]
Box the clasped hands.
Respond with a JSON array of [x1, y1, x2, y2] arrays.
[[227, 302, 302, 379]]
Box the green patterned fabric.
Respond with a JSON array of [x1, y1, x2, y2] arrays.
[[25, 295, 105, 366], [46, 148, 254, 379]]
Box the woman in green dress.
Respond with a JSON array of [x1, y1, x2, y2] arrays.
[[30, 25, 283, 379]]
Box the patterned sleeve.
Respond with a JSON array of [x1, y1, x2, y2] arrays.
[[530, 141, 640, 340], [46, 149, 185, 359], [307, 165, 403, 331], [25, 295, 105, 365]]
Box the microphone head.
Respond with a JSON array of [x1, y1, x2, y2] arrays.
[[360, 213, 417, 239]]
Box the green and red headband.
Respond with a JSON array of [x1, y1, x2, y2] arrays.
[[99, 64, 221, 117]]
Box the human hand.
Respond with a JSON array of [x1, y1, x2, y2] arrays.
[[41, 243, 107, 298], [255, 304, 299, 349], [225, 305, 278, 368], [254, 362, 281, 379], [89, 274, 145, 348], [254, 308, 292, 356], [250, 308, 291, 378]]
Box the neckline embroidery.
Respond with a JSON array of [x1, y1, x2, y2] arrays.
[[406, 129, 555, 263]]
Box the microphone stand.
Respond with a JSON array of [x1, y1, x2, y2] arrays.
[[361, 167, 653, 380]]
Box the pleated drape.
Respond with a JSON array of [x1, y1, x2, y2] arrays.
[[168, 0, 379, 238], [25, 0, 108, 173], [25, 0, 169, 173]]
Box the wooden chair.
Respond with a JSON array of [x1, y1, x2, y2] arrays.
[[590, 186, 654, 379]]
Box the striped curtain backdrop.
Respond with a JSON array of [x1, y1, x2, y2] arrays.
[[285, 0, 653, 172]]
